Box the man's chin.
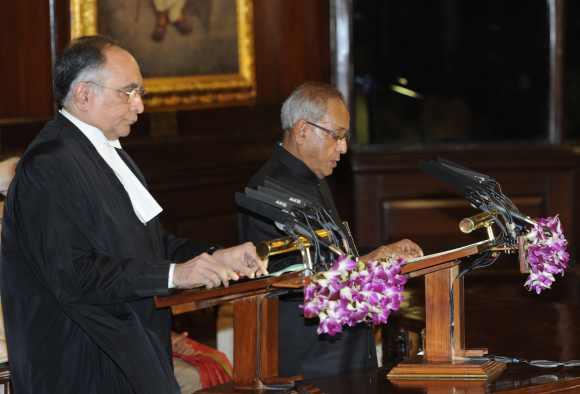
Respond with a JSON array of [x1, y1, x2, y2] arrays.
[[117, 127, 132, 138], [323, 168, 335, 177]]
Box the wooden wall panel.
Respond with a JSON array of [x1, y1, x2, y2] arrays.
[[0, 1, 53, 121], [126, 138, 276, 245]]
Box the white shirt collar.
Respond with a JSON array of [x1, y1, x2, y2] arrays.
[[59, 109, 163, 224], [60, 109, 122, 149]]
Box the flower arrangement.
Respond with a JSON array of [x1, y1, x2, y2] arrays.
[[524, 215, 570, 294], [300, 215, 570, 335], [301, 255, 407, 336]]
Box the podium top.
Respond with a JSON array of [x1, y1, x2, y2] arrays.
[[155, 271, 303, 313], [401, 240, 491, 277], [155, 240, 492, 313]]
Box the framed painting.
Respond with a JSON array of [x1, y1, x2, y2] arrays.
[[70, 0, 256, 110]]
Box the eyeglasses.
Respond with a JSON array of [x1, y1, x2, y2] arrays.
[[83, 81, 147, 103], [305, 120, 350, 142]]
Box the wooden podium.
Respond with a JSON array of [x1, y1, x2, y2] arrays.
[[156, 239, 509, 390], [387, 239, 506, 381], [155, 271, 305, 392]]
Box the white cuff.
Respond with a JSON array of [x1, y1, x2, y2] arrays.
[[168, 263, 176, 288]]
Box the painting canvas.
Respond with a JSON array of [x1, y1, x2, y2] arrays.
[[70, 0, 256, 110]]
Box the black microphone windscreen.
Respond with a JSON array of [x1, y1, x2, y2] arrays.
[[263, 177, 319, 208], [420, 158, 498, 196], [437, 158, 496, 183], [244, 187, 294, 211], [256, 185, 308, 209], [235, 192, 292, 224]]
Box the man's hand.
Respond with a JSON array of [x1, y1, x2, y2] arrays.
[[171, 331, 196, 356], [172, 242, 268, 289], [172, 253, 240, 289], [361, 239, 423, 262], [212, 242, 268, 279]]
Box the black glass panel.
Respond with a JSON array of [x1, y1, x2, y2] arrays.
[[353, 0, 549, 145]]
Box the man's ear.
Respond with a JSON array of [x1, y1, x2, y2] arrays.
[[71, 82, 92, 111], [293, 119, 308, 145]]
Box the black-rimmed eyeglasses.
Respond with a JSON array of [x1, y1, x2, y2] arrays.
[[305, 120, 351, 142], [83, 81, 147, 103]]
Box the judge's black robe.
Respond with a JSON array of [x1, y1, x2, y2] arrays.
[[1, 114, 208, 394], [238, 144, 377, 379]]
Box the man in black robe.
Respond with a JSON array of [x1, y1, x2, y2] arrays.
[[1, 35, 266, 394], [238, 82, 422, 379]]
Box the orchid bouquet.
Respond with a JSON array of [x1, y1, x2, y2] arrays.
[[524, 215, 570, 294], [301, 215, 570, 335], [301, 255, 406, 336]]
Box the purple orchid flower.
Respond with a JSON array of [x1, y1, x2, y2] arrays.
[[525, 215, 570, 294], [302, 256, 407, 336]]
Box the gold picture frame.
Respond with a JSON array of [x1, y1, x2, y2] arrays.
[[70, 0, 256, 110]]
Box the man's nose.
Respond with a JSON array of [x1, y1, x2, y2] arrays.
[[131, 95, 145, 114], [337, 138, 348, 154]]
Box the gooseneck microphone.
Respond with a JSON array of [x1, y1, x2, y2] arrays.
[[459, 211, 497, 234], [421, 158, 534, 243], [236, 177, 352, 271]]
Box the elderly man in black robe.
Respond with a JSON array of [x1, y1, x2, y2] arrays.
[[1, 35, 266, 394], [238, 82, 423, 379]]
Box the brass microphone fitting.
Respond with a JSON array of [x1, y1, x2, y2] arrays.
[[256, 229, 331, 261], [459, 210, 497, 234]]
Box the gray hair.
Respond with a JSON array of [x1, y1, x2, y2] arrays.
[[280, 82, 345, 131], [54, 35, 122, 108], [62, 67, 106, 108]]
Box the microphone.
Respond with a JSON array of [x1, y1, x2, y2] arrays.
[[235, 192, 293, 224], [459, 211, 497, 234], [422, 158, 537, 242], [263, 177, 317, 207], [420, 158, 497, 196], [237, 181, 351, 265], [244, 187, 294, 211], [292, 222, 344, 256]]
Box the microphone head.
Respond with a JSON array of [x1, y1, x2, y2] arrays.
[[235, 192, 292, 224], [459, 218, 476, 234], [459, 211, 497, 234], [421, 158, 498, 197]]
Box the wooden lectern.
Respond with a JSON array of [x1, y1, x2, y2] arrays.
[[156, 238, 509, 390], [155, 272, 305, 392], [387, 239, 506, 381]]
